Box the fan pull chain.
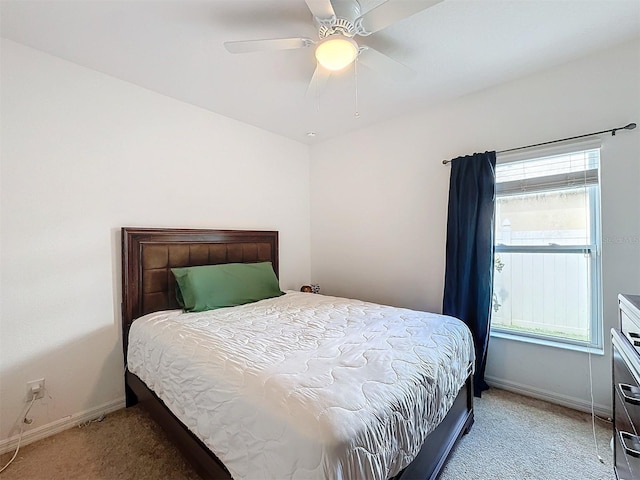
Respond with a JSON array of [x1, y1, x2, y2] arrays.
[[354, 57, 360, 119], [315, 62, 321, 114]]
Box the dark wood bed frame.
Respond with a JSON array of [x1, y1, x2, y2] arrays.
[[121, 227, 474, 480]]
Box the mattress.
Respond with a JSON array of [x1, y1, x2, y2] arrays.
[[127, 291, 474, 480]]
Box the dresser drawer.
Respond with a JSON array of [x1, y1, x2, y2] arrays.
[[615, 388, 640, 479], [616, 388, 637, 437], [618, 429, 640, 479], [614, 330, 640, 390], [616, 430, 633, 480], [615, 347, 640, 428], [621, 295, 640, 354]]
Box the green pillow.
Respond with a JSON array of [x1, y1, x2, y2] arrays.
[[171, 262, 283, 312]]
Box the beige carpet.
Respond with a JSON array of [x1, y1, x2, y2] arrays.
[[0, 388, 614, 480], [439, 389, 613, 480]]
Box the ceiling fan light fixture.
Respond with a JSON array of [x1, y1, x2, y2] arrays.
[[315, 35, 358, 71]]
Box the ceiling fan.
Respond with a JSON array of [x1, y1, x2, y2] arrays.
[[223, 0, 443, 96]]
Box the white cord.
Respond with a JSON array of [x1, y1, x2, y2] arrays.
[[354, 56, 360, 119], [0, 394, 37, 473], [588, 351, 605, 464], [582, 149, 604, 465]]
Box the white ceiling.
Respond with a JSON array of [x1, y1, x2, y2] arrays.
[[2, 0, 639, 144]]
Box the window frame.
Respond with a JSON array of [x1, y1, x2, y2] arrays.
[[490, 142, 603, 352]]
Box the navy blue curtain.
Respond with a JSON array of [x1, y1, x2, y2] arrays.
[[443, 151, 496, 397]]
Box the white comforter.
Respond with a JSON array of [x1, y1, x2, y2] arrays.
[[127, 291, 474, 480]]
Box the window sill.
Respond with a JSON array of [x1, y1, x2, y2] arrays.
[[490, 329, 604, 355]]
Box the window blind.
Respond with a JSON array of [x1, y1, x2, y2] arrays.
[[496, 148, 600, 196]]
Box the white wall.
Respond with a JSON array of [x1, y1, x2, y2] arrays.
[[0, 39, 311, 448], [310, 38, 640, 415]]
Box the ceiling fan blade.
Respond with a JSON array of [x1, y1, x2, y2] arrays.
[[306, 65, 332, 98], [356, 0, 443, 35], [224, 37, 314, 54], [357, 46, 415, 82], [305, 0, 335, 20]]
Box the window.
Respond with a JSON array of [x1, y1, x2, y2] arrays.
[[491, 144, 602, 350]]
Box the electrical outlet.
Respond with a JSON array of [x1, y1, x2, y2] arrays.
[[26, 378, 45, 401]]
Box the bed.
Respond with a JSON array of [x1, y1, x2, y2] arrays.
[[121, 227, 474, 480]]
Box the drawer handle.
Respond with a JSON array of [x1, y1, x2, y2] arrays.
[[620, 431, 640, 458], [619, 383, 640, 405], [627, 332, 640, 347]]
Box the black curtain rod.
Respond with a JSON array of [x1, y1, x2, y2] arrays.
[[441, 122, 637, 165]]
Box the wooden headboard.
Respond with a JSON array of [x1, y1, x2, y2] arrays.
[[121, 227, 279, 358]]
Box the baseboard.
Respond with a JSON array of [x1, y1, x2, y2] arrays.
[[485, 375, 612, 419], [0, 397, 126, 455]]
